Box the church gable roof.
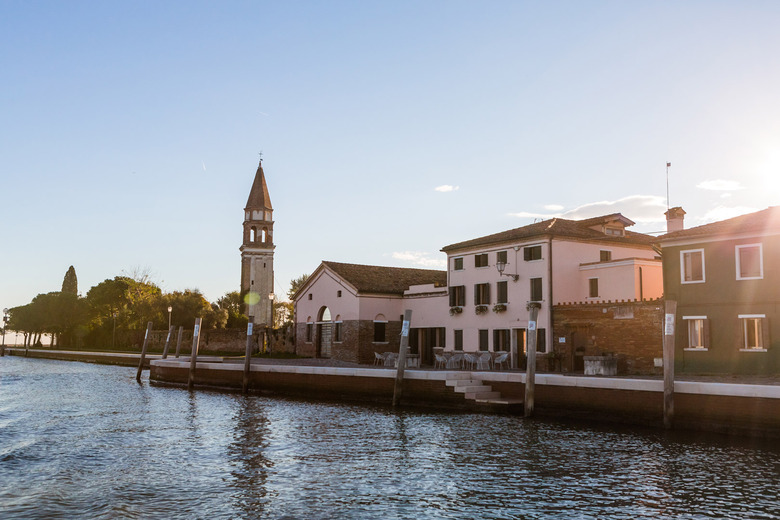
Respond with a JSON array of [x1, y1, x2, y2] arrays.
[[245, 161, 273, 210], [322, 261, 447, 295]]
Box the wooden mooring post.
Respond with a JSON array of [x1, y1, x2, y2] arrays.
[[174, 326, 184, 358], [135, 321, 153, 383], [242, 317, 254, 394], [188, 318, 202, 391], [161, 325, 174, 359], [392, 310, 413, 408], [525, 302, 541, 418], [663, 300, 677, 429]]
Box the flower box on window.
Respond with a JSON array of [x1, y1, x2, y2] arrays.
[[492, 303, 507, 313], [475, 305, 489, 315], [449, 306, 463, 316]]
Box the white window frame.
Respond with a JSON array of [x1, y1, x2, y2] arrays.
[[735, 243, 763, 280], [680, 248, 705, 284], [683, 316, 708, 351], [738, 314, 767, 352]]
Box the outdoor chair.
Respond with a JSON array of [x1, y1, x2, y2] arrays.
[[374, 352, 386, 366], [446, 352, 464, 370], [384, 352, 397, 367], [434, 354, 447, 369], [463, 353, 477, 370], [476, 352, 492, 371], [494, 352, 510, 370]]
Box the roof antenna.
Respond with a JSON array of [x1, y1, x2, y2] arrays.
[[258, 151, 263, 163], [666, 162, 671, 209]]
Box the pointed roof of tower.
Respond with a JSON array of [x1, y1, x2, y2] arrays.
[[245, 160, 273, 210]]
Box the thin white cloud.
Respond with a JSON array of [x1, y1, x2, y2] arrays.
[[507, 210, 559, 219], [562, 195, 667, 224], [508, 195, 668, 225], [700, 205, 758, 224], [392, 251, 447, 269], [697, 179, 745, 191], [434, 185, 460, 193]]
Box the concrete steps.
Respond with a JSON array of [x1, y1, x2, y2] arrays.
[[445, 374, 522, 410]]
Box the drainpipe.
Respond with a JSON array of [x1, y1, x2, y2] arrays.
[[639, 266, 644, 301], [548, 237, 554, 356]]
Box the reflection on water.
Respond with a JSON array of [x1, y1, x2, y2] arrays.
[[1, 357, 778, 519]]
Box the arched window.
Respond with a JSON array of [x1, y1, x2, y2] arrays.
[[373, 314, 388, 343], [250, 227, 257, 242], [261, 228, 267, 242]]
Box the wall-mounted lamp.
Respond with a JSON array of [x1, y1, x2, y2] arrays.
[[496, 261, 519, 281]]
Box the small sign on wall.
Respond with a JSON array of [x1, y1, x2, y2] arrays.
[[664, 314, 675, 336], [558, 337, 566, 344]]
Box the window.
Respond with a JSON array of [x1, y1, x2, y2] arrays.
[[589, 278, 599, 298], [373, 321, 387, 343], [681, 249, 705, 283], [739, 314, 768, 351], [474, 283, 490, 305], [306, 322, 313, 342], [497, 250, 508, 264], [736, 244, 763, 280], [524, 245, 542, 261], [600, 250, 612, 262], [605, 227, 624, 236], [493, 329, 509, 351], [454, 330, 463, 350], [449, 285, 465, 307], [308, 294, 313, 300], [530, 278, 543, 302], [334, 322, 343, 342], [453, 257, 464, 271], [479, 329, 489, 351], [684, 317, 708, 349], [475, 253, 488, 268], [497, 281, 508, 304], [536, 328, 547, 353]]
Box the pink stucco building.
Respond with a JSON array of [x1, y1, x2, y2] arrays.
[[294, 213, 662, 367]]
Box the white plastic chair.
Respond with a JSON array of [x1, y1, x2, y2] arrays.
[[476, 352, 492, 371], [434, 354, 447, 369], [494, 352, 509, 370]]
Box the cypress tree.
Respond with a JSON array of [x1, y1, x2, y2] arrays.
[[61, 265, 78, 296]]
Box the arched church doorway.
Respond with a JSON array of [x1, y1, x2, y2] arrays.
[[316, 307, 332, 358]]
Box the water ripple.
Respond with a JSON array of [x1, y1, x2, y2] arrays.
[[1, 357, 779, 519]]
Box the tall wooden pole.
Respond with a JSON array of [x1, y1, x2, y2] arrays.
[[188, 318, 202, 391], [242, 318, 254, 394], [663, 300, 677, 429], [174, 326, 184, 358], [136, 321, 153, 383], [161, 325, 174, 359], [525, 302, 541, 418], [392, 310, 413, 407]]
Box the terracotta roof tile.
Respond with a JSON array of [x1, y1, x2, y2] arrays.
[[322, 261, 447, 295], [658, 206, 780, 242], [441, 214, 654, 252]]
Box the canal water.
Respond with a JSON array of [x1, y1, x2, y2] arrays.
[[1, 357, 778, 520]]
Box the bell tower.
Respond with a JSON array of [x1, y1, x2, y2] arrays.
[[240, 159, 275, 326]]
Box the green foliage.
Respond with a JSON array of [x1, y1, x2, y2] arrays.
[[217, 291, 248, 328], [61, 266, 78, 296], [288, 273, 310, 300]]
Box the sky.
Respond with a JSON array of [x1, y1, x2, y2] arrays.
[[3, 0, 780, 310]]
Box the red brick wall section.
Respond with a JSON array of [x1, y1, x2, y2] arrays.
[[553, 299, 664, 375], [294, 319, 402, 363]]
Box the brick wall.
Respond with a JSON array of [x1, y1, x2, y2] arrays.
[[295, 319, 402, 364], [552, 299, 664, 375]]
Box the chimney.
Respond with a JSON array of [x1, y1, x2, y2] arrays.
[[665, 206, 686, 233]]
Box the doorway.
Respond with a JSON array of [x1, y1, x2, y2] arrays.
[[511, 328, 527, 369], [316, 307, 332, 358]]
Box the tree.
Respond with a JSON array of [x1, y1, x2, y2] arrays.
[[288, 273, 310, 300], [61, 266, 78, 296], [217, 291, 248, 328]]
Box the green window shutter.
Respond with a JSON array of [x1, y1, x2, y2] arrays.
[[703, 319, 711, 349]]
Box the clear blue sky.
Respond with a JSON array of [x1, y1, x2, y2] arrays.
[[3, 1, 780, 309]]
